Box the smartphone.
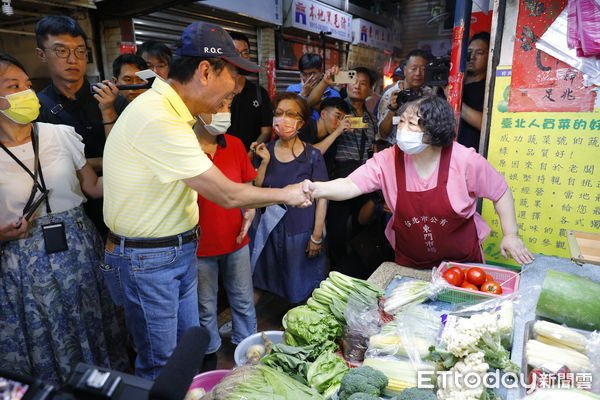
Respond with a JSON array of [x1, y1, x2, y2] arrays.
[[331, 70, 357, 84], [347, 116, 368, 129]]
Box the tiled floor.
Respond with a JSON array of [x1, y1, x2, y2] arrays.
[[215, 293, 295, 370]]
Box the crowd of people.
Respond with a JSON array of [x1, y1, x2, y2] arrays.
[[0, 15, 533, 384]]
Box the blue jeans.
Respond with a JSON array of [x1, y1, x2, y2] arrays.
[[197, 245, 256, 354], [103, 229, 199, 380]]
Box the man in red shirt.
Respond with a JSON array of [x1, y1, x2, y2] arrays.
[[194, 98, 257, 366]]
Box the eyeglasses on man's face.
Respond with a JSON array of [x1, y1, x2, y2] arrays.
[[44, 46, 88, 60]]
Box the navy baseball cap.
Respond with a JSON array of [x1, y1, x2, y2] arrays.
[[176, 21, 261, 74], [393, 66, 404, 78]]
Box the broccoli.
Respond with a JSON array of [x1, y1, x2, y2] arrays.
[[347, 393, 380, 400], [338, 366, 388, 400], [391, 387, 437, 400]]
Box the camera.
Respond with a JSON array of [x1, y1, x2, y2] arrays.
[[424, 56, 451, 86], [0, 364, 153, 400], [396, 88, 422, 107], [0, 326, 209, 400]]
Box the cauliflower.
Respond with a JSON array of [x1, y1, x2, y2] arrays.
[[442, 313, 497, 358], [438, 312, 518, 372], [436, 352, 488, 400]]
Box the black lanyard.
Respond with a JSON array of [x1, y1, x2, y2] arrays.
[[0, 123, 51, 215]]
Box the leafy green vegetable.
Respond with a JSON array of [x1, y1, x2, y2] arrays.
[[282, 306, 342, 347], [426, 343, 459, 369], [259, 341, 337, 385], [306, 351, 349, 394], [225, 364, 324, 400], [259, 352, 310, 384]]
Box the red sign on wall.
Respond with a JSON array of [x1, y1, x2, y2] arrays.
[[508, 0, 596, 112]]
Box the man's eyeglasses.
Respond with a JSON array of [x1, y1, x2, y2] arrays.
[[238, 50, 250, 58], [44, 46, 88, 60], [274, 110, 303, 120]]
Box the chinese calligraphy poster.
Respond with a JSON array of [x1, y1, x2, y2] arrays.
[[481, 67, 600, 268]]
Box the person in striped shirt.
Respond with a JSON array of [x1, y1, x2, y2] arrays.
[[102, 22, 312, 379]]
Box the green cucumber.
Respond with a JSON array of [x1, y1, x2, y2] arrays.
[[536, 270, 600, 331]]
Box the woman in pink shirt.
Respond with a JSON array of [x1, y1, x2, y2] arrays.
[[310, 96, 534, 268]]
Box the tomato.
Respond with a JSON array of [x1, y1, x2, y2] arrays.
[[460, 282, 479, 291], [443, 269, 464, 286], [485, 273, 494, 283], [466, 267, 486, 286], [481, 281, 503, 294], [447, 267, 465, 283]]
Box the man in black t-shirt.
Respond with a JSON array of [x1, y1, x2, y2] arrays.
[[226, 32, 272, 152], [458, 32, 490, 152], [35, 16, 128, 238]]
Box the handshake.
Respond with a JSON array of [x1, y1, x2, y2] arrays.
[[283, 179, 317, 208]]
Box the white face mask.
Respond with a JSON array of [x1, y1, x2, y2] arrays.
[[200, 112, 231, 136], [396, 128, 429, 154]]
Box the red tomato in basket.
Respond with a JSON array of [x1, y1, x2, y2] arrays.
[[481, 281, 503, 295], [443, 269, 464, 286], [485, 273, 494, 283], [460, 282, 479, 291], [448, 267, 465, 281], [466, 267, 486, 286]]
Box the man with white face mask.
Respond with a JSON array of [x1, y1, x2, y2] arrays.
[[306, 96, 534, 269], [193, 97, 257, 367]]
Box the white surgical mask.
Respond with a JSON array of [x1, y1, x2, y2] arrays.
[[396, 128, 428, 154], [199, 112, 231, 136]]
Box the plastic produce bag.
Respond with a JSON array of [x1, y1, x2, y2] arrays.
[[572, 0, 600, 57], [341, 296, 381, 362], [382, 276, 448, 315], [366, 304, 443, 367], [587, 331, 600, 394], [536, 6, 600, 86]]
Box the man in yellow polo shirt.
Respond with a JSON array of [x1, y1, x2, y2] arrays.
[[102, 22, 311, 379]]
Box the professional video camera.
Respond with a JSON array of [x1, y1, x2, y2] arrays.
[[424, 56, 451, 86], [0, 327, 208, 400]]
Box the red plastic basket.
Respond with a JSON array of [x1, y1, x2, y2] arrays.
[[433, 261, 520, 303]]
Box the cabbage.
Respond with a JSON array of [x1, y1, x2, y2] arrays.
[[282, 306, 342, 348]]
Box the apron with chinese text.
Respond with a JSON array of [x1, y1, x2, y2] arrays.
[[391, 145, 483, 268]]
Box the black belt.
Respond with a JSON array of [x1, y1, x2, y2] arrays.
[[107, 228, 199, 249]]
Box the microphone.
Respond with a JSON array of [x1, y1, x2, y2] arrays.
[[149, 326, 210, 400]]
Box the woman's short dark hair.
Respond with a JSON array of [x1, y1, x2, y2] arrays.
[[168, 56, 227, 84], [298, 53, 322, 71], [399, 96, 455, 147], [136, 40, 172, 64], [35, 15, 87, 48], [0, 53, 28, 76], [272, 92, 311, 123]]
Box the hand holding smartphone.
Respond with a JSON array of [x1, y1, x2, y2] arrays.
[[331, 70, 357, 85], [346, 116, 368, 129]]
